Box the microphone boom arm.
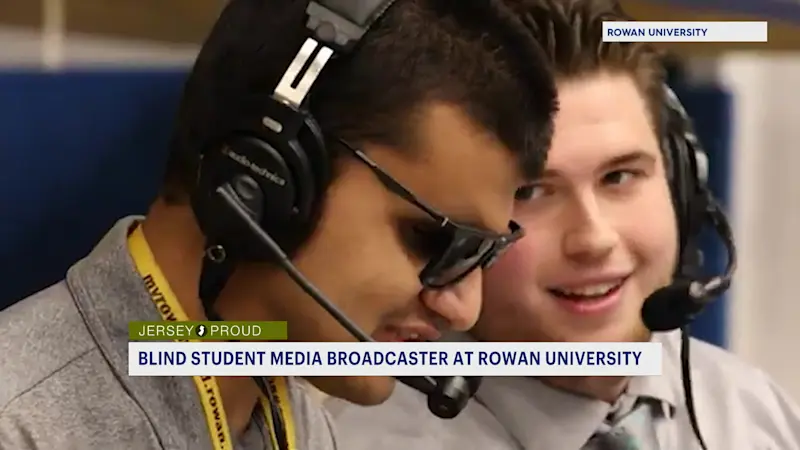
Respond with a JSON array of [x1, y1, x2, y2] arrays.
[[215, 184, 477, 419]]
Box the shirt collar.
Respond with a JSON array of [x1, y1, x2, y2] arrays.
[[628, 331, 684, 416], [66, 216, 209, 449], [445, 331, 684, 449], [475, 376, 608, 450]]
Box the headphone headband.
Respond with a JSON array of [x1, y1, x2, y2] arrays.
[[274, 0, 398, 109], [307, 0, 400, 48]]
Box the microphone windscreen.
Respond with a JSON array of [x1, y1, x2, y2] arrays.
[[641, 282, 698, 331], [428, 376, 473, 419]]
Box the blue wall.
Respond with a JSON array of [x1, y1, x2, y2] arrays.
[[0, 70, 186, 308]]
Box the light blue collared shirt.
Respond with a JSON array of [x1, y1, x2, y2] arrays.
[[327, 332, 800, 449]]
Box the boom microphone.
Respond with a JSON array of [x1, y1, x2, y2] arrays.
[[641, 277, 726, 332], [641, 197, 737, 332], [215, 183, 478, 419]]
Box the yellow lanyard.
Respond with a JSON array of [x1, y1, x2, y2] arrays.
[[128, 224, 296, 450]]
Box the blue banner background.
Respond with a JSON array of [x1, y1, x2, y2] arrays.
[[651, 0, 800, 22]]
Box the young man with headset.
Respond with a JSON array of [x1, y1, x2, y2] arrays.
[[0, 1, 558, 449], [328, 1, 800, 449]]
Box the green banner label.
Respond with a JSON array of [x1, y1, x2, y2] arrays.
[[129, 321, 287, 341]]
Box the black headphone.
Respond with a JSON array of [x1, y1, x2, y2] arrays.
[[190, 1, 386, 260], [641, 85, 737, 332], [663, 85, 708, 263], [188, 0, 479, 420]]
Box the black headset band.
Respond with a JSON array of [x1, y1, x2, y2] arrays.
[[664, 85, 709, 184], [273, 1, 398, 110], [307, 0, 399, 48]]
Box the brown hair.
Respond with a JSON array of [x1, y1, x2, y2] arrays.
[[517, 0, 665, 128], [161, 0, 558, 203]]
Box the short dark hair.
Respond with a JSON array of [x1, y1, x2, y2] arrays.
[[517, 0, 664, 129], [161, 0, 557, 203]]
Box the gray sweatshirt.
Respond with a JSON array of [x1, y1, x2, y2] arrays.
[[0, 217, 338, 450]]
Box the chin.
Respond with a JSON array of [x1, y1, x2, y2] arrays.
[[304, 375, 396, 406], [594, 321, 650, 343]]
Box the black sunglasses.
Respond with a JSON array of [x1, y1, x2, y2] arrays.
[[338, 139, 524, 289]]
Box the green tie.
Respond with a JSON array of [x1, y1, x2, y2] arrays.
[[583, 397, 645, 450], [583, 424, 641, 450]]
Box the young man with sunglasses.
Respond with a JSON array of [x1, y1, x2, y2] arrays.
[[0, 0, 556, 449]]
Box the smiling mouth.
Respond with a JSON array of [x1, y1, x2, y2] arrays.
[[546, 276, 630, 303], [547, 280, 624, 302]]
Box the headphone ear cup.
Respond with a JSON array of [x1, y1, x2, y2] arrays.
[[664, 130, 691, 244], [662, 88, 693, 271], [287, 115, 330, 239], [662, 86, 711, 277], [227, 135, 299, 222], [665, 128, 704, 276], [191, 106, 331, 261], [255, 99, 329, 237], [260, 115, 330, 256], [298, 114, 331, 201], [662, 109, 689, 239], [192, 136, 298, 261]]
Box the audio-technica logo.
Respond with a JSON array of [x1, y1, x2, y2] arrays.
[[196, 325, 207, 338], [223, 147, 286, 187]]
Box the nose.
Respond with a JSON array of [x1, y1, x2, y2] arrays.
[[562, 193, 619, 264], [420, 270, 483, 331]]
